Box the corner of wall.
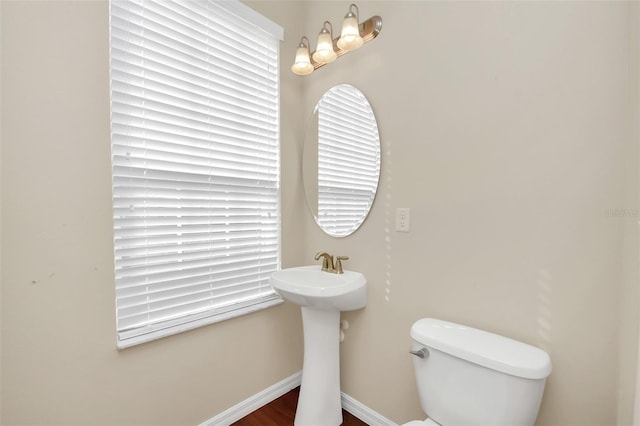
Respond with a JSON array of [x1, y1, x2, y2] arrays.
[[0, 0, 4, 420], [620, 2, 640, 424]]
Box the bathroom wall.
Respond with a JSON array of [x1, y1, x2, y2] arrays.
[[0, 1, 306, 424], [282, 1, 638, 425]]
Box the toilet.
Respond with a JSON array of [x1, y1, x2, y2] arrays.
[[403, 318, 552, 426]]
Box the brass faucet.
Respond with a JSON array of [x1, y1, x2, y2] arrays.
[[314, 252, 349, 274], [315, 252, 334, 272]]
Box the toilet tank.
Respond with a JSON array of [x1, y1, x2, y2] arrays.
[[411, 318, 551, 426]]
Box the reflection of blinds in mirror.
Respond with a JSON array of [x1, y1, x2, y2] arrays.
[[317, 86, 380, 236]]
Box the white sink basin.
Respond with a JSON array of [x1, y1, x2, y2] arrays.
[[270, 265, 367, 311]]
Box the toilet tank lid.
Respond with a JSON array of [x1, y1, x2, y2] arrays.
[[410, 318, 552, 380]]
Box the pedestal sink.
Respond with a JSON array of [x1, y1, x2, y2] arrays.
[[270, 265, 367, 426]]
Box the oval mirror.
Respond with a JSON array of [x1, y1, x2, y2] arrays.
[[303, 84, 381, 237]]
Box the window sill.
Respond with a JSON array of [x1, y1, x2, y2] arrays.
[[117, 295, 284, 349]]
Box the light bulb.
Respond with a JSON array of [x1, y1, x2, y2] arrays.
[[337, 7, 363, 51], [312, 22, 337, 64], [291, 38, 313, 75]]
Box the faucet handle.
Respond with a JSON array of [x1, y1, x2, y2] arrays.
[[335, 256, 349, 274]]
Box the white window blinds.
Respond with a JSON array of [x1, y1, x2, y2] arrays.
[[109, 0, 283, 348]]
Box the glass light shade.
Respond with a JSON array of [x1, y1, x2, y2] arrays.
[[337, 13, 363, 51], [291, 44, 314, 75], [312, 29, 337, 64]]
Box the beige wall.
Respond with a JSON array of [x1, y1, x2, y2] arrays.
[[291, 1, 638, 426], [0, 1, 305, 425], [1, 1, 639, 426]]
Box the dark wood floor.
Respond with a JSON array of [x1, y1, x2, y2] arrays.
[[231, 387, 368, 426]]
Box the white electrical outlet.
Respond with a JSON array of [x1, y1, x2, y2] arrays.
[[396, 208, 410, 232]]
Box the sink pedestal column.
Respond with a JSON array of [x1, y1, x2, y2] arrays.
[[295, 306, 342, 426]]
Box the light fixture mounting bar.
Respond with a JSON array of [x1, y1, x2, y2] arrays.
[[310, 15, 382, 70]]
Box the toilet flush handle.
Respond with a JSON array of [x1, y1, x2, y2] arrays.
[[410, 348, 430, 359]]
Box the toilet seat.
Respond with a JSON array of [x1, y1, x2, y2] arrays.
[[401, 418, 440, 426]]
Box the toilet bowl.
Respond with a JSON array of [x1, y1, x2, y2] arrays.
[[403, 420, 438, 426], [402, 318, 551, 426]]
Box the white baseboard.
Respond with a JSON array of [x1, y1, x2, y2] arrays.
[[199, 371, 302, 426], [341, 392, 399, 426], [199, 371, 399, 426]]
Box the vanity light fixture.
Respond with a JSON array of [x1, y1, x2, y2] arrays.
[[291, 3, 382, 76], [337, 4, 363, 51], [291, 36, 314, 76], [313, 21, 338, 64]]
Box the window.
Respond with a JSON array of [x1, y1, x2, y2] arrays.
[[109, 0, 284, 348]]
